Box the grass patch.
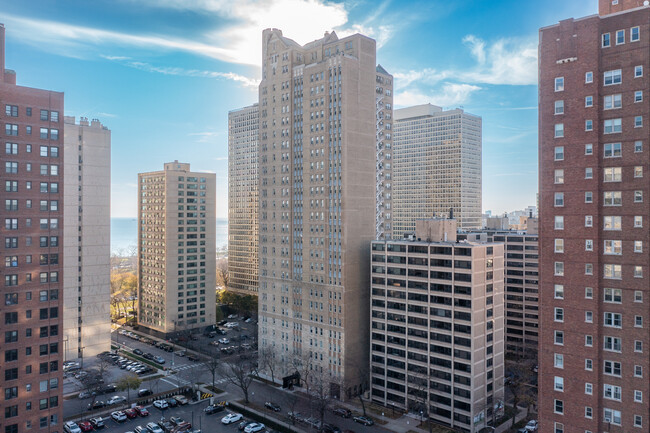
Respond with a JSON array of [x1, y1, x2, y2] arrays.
[[417, 420, 457, 433]]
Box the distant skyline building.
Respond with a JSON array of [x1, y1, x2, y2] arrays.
[[137, 161, 216, 336], [228, 103, 259, 294], [539, 1, 650, 431], [375, 65, 394, 240], [257, 28, 377, 397], [63, 116, 111, 361], [0, 23, 65, 433], [370, 219, 505, 432], [392, 104, 482, 236]]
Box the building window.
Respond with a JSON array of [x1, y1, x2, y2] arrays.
[[585, 287, 593, 299], [604, 360, 622, 376], [585, 359, 593, 370], [554, 146, 564, 160], [554, 169, 564, 184], [604, 93, 622, 109], [604, 240, 622, 255], [554, 423, 564, 433], [555, 216, 564, 229], [634, 266, 643, 278], [554, 193, 564, 207], [585, 239, 593, 251], [554, 353, 564, 368], [555, 123, 564, 138], [554, 239, 564, 253], [631, 26, 640, 41], [554, 399, 564, 414], [615, 29, 625, 44], [635, 315, 643, 327], [585, 71, 593, 83], [555, 330, 564, 345], [604, 69, 622, 85], [554, 376, 564, 391], [585, 191, 593, 203], [585, 119, 593, 131], [555, 77, 564, 91], [635, 190, 644, 202], [585, 263, 593, 275], [604, 384, 622, 401], [585, 95, 593, 107], [635, 365, 643, 377], [585, 143, 593, 155], [604, 312, 622, 328], [585, 311, 593, 323], [585, 335, 593, 346], [585, 406, 593, 419], [602, 33, 611, 47], [554, 307, 564, 322], [635, 216, 643, 227], [604, 288, 622, 303], [555, 100, 564, 114], [635, 65, 643, 77], [604, 118, 622, 134], [634, 415, 643, 428], [604, 264, 622, 279], [635, 140, 643, 152], [585, 167, 593, 179], [635, 90, 643, 102], [554, 284, 564, 299], [635, 166, 643, 177], [635, 116, 643, 128], [634, 240, 643, 253], [603, 191, 622, 206], [604, 336, 622, 352], [554, 262, 564, 276]]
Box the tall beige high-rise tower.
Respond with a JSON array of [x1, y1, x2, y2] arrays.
[[375, 65, 394, 240], [137, 161, 216, 336], [257, 29, 376, 397], [63, 116, 111, 361], [393, 104, 482, 236], [228, 104, 259, 294]]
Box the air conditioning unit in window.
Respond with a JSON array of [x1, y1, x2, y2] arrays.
[[605, 417, 611, 423]]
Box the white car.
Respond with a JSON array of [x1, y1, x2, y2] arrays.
[[244, 423, 265, 433], [153, 399, 169, 409], [525, 420, 538, 431], [108, 395, 126, 405], [111, 411, 127, 422], [221, 413, 243, 424], [146, 423, 164, 433], [64, 422, 82, 433], [218, 338, 230, 345]]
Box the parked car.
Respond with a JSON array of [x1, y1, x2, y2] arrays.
[[525, 420, 539, 432], [153, 400, 169, 410], [237, 421, 252, 431], [99, 385, 117, 394], [332, 408, 351, 418], [107, 395, 126, 405], [221, 413, 243, 425], [146, 423, 164, 433], [287, 412, 303, 423], [353, 416, 374, 426], [175, 350, 187, 357], [218, 338, 230, 345], [264, 402, 281, 412], [153, 356, 166, 364], [78, 390, 96, 399], [322, 423, 342, 433], [158, 420, 174, 433], [78, 421, 93, 432], [166, 398, 178, 408], [143, 353, 154, 360], [88, 401, 106, 410], [138, 389, 153, 397], [133, 349, 144, 356], [125, 409, 138, 419], [64, 422, 82, 433], [89, 418, 105, 429], [187, 355, 199, 362], [173, 422, 192, 433], [134, 406, 150, 417], [111, 411, 127, 422], [204, 404, 224, 415], [244, 423, 265, 433], [173, 395, 188, 405], [134, 426, 146, 433], [169, 417, 184, 427]]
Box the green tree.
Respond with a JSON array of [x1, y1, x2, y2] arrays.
[[116, 374, 142, 404]]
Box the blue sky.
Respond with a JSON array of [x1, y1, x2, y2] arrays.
[[1, 0, 596, 218]]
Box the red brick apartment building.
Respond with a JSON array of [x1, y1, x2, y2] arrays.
[[0, 24, 64, 433], [539, 1, 650, 432]]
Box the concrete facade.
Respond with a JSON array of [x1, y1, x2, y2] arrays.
[[62, 116, 111, 361], [369, 219, 505, 432], [257, 29, 377, 398], [0, 23, 64, 433], [137, 162, 216, 336], [539, 3, 650, 432], [375, 65, 394, 240], [392, 104, 482, 236], [228, 104, 259, 294]]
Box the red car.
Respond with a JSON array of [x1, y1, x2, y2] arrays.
[[78, 421, 93, 432], [134, 406, 149, 417], [172, 422, 192, 433], [124, 409, 138, 419]]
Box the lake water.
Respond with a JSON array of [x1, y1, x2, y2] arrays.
[[111, 217, 228, 255]]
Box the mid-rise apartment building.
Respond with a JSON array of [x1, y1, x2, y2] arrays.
[[375, 65, 394, 240], [257, 29, 376, 397], [392, 104, 482, 236], [0, 23, 64, 433], [370, 219, 505, 432], [539, 1, 650, 431], [228, 104, 259, 294], [458, 224, 539, 358], [62, 116, 111, 361], [137, 161, 216, 336]]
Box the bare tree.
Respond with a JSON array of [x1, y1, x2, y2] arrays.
[[308, 368, 342, 430], [202, 356, 221, 391], [220, 355, 258, 404], [216, 259, 228, 288], [283, 392, 300, 425], [258, 344, 279, 384], [345, 360, 370, 417], [290, 351, 315, 393]]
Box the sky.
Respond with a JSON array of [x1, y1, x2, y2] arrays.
[[1, 0, 597, 219]]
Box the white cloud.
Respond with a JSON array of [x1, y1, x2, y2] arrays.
[[395, 83, 481, 109], [459, 35, 537, 85]]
